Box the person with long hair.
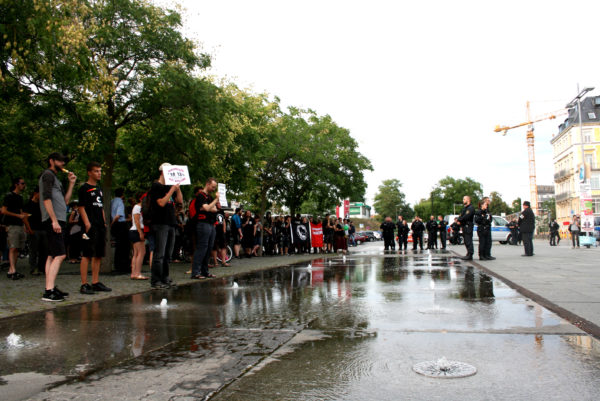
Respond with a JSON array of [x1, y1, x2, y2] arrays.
[[129, 192, 148, 280]]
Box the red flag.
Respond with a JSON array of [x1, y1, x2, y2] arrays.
[[310, 222, 324, 248]]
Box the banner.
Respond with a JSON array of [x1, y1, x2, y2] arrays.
[[580, 183, 594, 233], [310, 223, 323, 248], [164, 165, 191, 185], [218, 183, 228, 207], [343, 199, 350, 218], [291, 221, 308, 244]]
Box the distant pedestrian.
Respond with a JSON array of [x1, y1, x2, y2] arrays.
[[425, 215, 438, 249], [39, 152, 77, 301], [411, 216, 425, 250], [568, 216, 581, 249], [549, 219, 560, 246], [23, 187, 47, 276], [518, 201, 535, 256], [398, 220, 409, 251], [111, 188, 130, 273], [129, 193, 147, 280], [1, 177, 31, 280], [191, 177, 219, 279], [474, 197, 495, 260], [380, 216, 396, 251], [437, 215, 448, 249]]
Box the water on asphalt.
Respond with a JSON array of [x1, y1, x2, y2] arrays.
[[1, 247, 599, 400]]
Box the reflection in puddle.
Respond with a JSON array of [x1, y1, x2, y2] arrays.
[[0, 253, 598, 401]]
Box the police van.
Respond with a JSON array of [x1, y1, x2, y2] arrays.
[[444, 214, 511, 244]]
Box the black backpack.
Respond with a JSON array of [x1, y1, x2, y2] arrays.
[[141, 190, 153, 227]]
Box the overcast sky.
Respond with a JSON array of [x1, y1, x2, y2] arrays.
[[155, 0, 600, 208]]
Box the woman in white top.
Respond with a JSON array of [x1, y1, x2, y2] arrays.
[[129, 193, 148, 279]]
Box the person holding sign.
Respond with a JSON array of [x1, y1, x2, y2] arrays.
[[191, 178, 219, 279], [149, 163, 183, 289]]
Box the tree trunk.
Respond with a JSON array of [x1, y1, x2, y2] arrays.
[[258, 189, 267, 257]]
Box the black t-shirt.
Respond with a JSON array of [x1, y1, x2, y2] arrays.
[[2, 191, 24, 226], [23, 199, 42, 230], [195, 191, 215, 224], [149, 182, 176, 226], [78, 183, 105, 227], [215, 209, 225, 228]]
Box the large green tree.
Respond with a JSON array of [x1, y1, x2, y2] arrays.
[[373, 179, 413, 220], [488, 191, 511, 215]]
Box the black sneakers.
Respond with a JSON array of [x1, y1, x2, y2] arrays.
[[80, 283, 95, 295], [151, 282, 170, 290], [91, 282, 112, 292], [54, 286, 69, 298], [42, 289, 65, 302]]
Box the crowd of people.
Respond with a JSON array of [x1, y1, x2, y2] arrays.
[[0, 154, 362, 302]]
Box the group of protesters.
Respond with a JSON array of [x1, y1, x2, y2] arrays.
[[1, 154, 360, 301]]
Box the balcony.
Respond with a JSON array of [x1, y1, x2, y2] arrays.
[[553, 169, 571, 181], [555, 192, 570, 202]]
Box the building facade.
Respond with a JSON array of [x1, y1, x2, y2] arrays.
[[551, 95, 600, 225], [348, 202, 371, 219], [537, 185, 555, 212]]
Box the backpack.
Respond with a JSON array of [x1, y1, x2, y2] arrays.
[[189, 198, 197, 220]]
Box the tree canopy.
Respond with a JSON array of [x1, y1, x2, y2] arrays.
[[372, 179, 413, 220]]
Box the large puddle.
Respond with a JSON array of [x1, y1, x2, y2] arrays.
[[1, 251, 599, 400]]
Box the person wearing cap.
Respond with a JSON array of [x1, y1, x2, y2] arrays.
[[518, 201, 535, 256], [149, 162, 183, 289], [39, 152, 77, 301]]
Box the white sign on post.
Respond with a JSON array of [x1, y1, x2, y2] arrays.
[[164, 165, 191, 185], [218, 183, 228, 207]]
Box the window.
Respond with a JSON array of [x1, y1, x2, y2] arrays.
[[593, 197, 600, 214], [583, 128, 593, 143], [588, 112, 597, 119], [591, 173, 600, 190]]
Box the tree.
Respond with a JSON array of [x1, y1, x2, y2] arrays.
[[541, 198, 556, 220], [373, 179, 413, 220], [511, 197, 522, 213], [488, 191, 511, 215], [430, 176, 483, 215]]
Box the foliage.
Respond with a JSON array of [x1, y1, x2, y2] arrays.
[[541, 197, 556, 220], [511, 197, 522, 213], [372, 179, 413, 221], [414, 176, 483, 217], [488, 191, 511, 215]]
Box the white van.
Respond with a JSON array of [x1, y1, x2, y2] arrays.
[[444, 214, 511, 244]]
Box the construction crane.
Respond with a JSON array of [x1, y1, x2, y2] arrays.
[[494, 102, 567, 216]]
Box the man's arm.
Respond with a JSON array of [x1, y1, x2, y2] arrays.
[[156, 184, 180, 208], [79, 205, 91, 232], [64, 172, 76, 204]]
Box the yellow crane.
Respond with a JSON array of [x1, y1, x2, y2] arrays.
[[494, 102, 567, 215]]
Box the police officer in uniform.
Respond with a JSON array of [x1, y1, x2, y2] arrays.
[[425, 215, 438, 249], [457, 195, 475, 260], [518, 201, 535, 256], [474, 197, 495, 260], [411, 216, 425, 250], [398, 220, 409, 251], [396, 215, 404, 249], [380, 216, 396, 251], [450, 217, 460, 244], [437, 215, 448, 249], [507, 219, 519, 245]]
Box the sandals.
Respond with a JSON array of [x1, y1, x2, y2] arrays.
[[220, 262, 231, 267], [191, 274, 216, 279], [131, 275, 149, 280]]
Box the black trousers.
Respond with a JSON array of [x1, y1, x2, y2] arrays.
[[522, 232, 534, 255], [412, 234, 423, 250], [384, 235, 395, 250], [113, 221, 130, 271], [398, 236, 408, 250], [549, 231, 558, 245], [439, 231, 447, 249], [427, 231, 437, 249], [463, 232, 474, 256], [478, 230, 492, 258]]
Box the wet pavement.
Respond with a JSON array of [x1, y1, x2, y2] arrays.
[[1, 243, 599, 400]]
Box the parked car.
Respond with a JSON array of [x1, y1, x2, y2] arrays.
[[354, 232, 368, 244], [361, 231, 377, 242], [444, 214, 511, 244]]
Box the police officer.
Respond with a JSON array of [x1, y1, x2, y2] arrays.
[[380, 216, 396, 251], [549, 219, 560, 246], [518, 201, 535, 256], [474, 197, 495, 260], [398, 220, 409, 251], [457, 195, 475, 260], [425, 215, 438, 249], [437, 215, 448, 249], [396, 215, 404, 249], [507, 219, 518, 245], [450, 217, 460, 244], [411, 216, 425, 250]]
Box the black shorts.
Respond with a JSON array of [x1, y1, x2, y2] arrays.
[[213, 229, 226, 250], [44, 220, 67, 257], [129, 230, 143, 244], [81, 226, 106, 258]]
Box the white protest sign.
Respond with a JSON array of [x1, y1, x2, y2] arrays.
[[164, 165, 191, 185], [218, 183, 228, 207]]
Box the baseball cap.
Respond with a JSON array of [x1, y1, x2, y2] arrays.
[[159, 162, 172, 172]]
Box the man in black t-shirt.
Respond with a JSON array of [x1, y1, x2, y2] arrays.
[[78, 162, 112, 294], [149, 163, 183, 289], [191, 177, 219, 279], [2, 177, 31, 279], [23, 187, 47, 275]]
